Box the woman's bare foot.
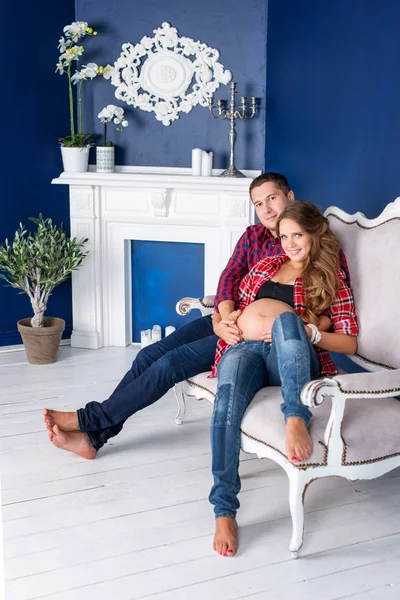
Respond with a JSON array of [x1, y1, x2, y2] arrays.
[[43, 408, 79, 432], [286, 417, 312, 463], [213, 517, 238, 556], [48, 424, 96, 459]]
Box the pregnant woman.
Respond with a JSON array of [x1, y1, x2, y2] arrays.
[[210, 201, 358, 557]]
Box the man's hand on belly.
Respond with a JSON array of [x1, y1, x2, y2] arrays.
[[213, 309, 243, 345]]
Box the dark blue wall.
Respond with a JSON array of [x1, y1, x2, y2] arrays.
[[0, 1, 75, 345], [266, 0, 400, 218], [266, 0, 400, 373], [76, 0, 267, 170]]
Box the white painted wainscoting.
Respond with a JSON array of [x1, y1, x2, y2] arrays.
[[52, 166, 259, 350]]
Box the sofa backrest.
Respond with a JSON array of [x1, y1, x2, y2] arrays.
[[325, 199, 400, 371]]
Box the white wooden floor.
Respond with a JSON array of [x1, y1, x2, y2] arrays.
[[1, 345, 400, 600]]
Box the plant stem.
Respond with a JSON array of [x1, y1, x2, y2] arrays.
[[68, 63, 75, 137], [104, 121, 107, 145], [78, 81, 83, 135]]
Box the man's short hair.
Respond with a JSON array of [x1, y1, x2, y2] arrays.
[[249, 172, 291, 197]]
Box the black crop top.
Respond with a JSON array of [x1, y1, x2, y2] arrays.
[[255, 279, 295, 308]]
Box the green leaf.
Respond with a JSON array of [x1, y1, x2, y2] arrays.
[[58, 133, 96, 148], [0, 215, 89, 319]]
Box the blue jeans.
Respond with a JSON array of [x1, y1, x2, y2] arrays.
[[209, 312, 320, 519], [77, 315, 217, 451]]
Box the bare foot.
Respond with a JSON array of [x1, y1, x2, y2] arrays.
[[213, 517, 238, 556], [43, 408, 79, 432], [286, 417, 312, 463], [49, 424, 96, 460]]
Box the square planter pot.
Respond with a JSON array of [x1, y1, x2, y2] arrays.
[[96, 146, 115, 173]]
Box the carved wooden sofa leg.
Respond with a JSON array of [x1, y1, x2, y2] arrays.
[[288, 468, 313, 558], [173, 381, 186, 425]]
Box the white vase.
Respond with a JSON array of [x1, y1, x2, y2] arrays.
[[96, 146, 115, 173], [60, 146, 90, 173]]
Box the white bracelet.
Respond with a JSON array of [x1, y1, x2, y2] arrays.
[[307, 323, 322, 344]]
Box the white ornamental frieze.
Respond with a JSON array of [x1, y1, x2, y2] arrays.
[[109, 22, 232, 126]]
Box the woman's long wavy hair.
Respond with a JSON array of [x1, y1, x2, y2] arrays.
[[276, 201, 341, 325]]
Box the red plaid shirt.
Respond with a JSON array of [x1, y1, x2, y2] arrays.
[[214, 223, 350, 310], [211, 254, 358, 377]]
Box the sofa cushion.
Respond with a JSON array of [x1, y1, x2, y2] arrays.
[[187, 374, 400, 466]]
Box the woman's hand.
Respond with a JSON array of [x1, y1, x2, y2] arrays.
[[260, 316, 277, 343], [260, 327, 272, 343], [213, 310, 243, 345]]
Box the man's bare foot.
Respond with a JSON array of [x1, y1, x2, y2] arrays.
[[48, 424, 96, 460], [213, 517, 238, 556], [286, 417, 312, 463], [43, 408, 79, 432]]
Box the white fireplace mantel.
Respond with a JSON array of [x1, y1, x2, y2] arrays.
[[52, 166, 259, 349]]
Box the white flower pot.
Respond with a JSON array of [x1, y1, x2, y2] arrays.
[[96, 146, 115, 173], [60, 146, 90, 173]]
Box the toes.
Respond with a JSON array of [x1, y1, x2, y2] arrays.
[[214, 541, 228, 556]]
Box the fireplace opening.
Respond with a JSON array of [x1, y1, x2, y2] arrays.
[[131, 240, 205, 343]]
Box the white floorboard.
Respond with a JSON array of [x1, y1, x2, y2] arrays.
[[0, 345, 399, 600]]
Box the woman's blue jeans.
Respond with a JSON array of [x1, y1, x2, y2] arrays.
[[209, 312, 320, 519]]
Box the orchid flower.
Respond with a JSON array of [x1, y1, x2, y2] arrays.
[[98, 105, 128, 146], [55, 22, 98, 142]]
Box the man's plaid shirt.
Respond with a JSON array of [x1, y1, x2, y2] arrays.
[[214, 223, 350, 310], [211, 254, 358, 377]]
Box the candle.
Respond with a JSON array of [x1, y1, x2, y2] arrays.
[[165, 325, 176, 337], [152, 324, 162, 343], [140, 329, 151, 348], [191, 148, 202, 176], [201, 151, 213, 177]]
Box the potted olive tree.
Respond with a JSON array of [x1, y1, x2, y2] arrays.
[[0, 215, 88, 364]]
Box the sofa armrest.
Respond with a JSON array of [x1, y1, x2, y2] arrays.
[[176, 295, 215, 317], [300, 370, 400, 465], [330, 370, 400, 398], [300, 369, 400, 409]]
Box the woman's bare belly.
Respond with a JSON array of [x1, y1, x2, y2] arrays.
[[237, 299, 296, 341]]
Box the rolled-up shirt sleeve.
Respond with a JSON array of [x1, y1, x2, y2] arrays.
[[328, 279, 359, 336]]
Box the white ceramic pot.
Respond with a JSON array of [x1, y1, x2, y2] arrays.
[[60, 146, 90, 173], [96, 146, 115, 173]]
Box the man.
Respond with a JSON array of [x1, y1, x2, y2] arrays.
[[43, 173, 348, 458]]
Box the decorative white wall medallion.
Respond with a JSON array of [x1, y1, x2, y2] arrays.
[[110, 22, 232, 126]]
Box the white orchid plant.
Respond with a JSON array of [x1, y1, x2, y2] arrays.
[[98, 105, 128, 147], [56, 21, 103, 147]]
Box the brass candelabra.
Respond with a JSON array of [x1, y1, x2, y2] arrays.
[[208, 81, 256, 178]]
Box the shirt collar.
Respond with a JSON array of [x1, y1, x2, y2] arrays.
[[263, 226, 280, 243]]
